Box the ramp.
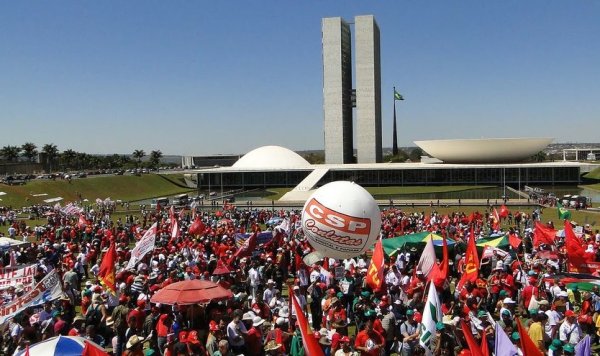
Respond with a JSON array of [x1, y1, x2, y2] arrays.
[[280, 168, 329, 201]]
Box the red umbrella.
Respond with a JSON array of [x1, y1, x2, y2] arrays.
[[213, 260, 232, 275], [150, 280, 233, 305]]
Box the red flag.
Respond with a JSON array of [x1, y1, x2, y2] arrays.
[[481, 330, 490, 356], [516, 318, 544, 356], [564, 220, 592, 272], [508, 232, 522, 249], [467, 212, 476, 224], [430, 233, 449, 289], [229, 232, 257, 265], [366, 239, 385, 291], [460, 320, 483, 356], [188, 217, 206, 236], [82, 340, 110, 356], [457, 226, 479, 291], [290, 286, 324, 356], [533, 221, 556, 247], [98, 242, 117, 294], [492, 209, 500, 230], [169, 206, 179, 240], [499, 204, 509, 218]]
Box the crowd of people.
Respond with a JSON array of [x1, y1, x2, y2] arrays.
[[0, 201, 599, 356]]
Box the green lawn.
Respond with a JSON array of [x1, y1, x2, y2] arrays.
[[0, 174, 194, 208], [264, 185, 494, 201], [583, 166, 600, 180], [364, 185, 493, 195]]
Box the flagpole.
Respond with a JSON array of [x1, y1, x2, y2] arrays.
[[393, 87, 398, 156]]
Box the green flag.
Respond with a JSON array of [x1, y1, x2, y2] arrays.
[[394, 90, 404, 101], [557, 202, 572, 220]]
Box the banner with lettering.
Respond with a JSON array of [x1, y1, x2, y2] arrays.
[[0, 270, 64, 324], [0, 265, 37, 291], [126, 223, 157, 270]]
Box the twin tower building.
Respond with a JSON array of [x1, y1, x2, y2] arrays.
[[322, 15, 383, 164]]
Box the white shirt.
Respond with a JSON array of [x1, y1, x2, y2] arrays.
[[559, 320, 582, 345], [545, 310, 560, 338], [249, 268, 260, 287], [226, 319, 247, 347]]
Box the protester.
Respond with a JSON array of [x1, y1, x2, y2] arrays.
[[0, 201, 598, 356]]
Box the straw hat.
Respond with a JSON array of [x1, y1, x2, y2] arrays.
[[126, 335, 144, 349], [264, 340, 282, 352]]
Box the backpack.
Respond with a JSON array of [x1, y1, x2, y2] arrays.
[[86, 303, 102, 326]]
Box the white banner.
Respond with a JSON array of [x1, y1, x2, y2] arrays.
[[0, 270, 64, 324], [126, 223, 157, 269], [0, 265, 37, 291], [419, 282, 442, 356]]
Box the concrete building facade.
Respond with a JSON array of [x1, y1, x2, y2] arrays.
[[355, 15, 382, 163], [322, 17, 354, 164]]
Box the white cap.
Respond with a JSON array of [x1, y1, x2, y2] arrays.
[[503, 298, 516, 304]]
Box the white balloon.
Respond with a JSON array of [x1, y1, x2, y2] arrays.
[[301, 181, 381, 260]]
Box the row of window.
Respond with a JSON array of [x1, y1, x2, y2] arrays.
[[198, 167, 581, 189]]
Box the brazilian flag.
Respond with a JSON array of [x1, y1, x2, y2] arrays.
[[557, 202, 572, 220], [394, 90, 404, 101]]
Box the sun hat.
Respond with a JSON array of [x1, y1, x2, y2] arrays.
[[126, 335, 144, 349], [253, 316, 265, 327], [278, 306, 290, 318], [264, 340, 282, 352]]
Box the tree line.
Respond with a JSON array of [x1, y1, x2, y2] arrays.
[[0, 143, 165, 172]]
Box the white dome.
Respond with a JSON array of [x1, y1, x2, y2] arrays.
[[232, 146, 311, 169]]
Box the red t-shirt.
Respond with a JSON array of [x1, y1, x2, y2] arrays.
[[355, 330, 385, 356]]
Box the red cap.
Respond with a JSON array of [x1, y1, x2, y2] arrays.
[[565, 310, 575, 317], [137, 300, 146, 308], [179, 331, 188, 343], [340, 336, 350, 343], [119, 295, 128, 303], [313, 331, 321, 339], [94, 286, 102, 293], [188, 330, 200, 344], [209, 320, 219, 332]]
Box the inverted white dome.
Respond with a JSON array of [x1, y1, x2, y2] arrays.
[[232, 146, 311, 169], [414, 137, 553, 163]]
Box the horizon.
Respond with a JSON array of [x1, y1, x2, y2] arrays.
[[1, 1, 599, 155]]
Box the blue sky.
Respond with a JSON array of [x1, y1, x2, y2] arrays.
[[1, 1, 599, 155]]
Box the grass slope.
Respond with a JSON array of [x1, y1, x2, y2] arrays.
[[584, 166, 600, 180], [265, 185, 493, 201], [0, 174, 194, 207]]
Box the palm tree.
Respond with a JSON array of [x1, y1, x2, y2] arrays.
[[0, 145, 21, 162], [21, 142, 38, 162], [42, 144, 59, 172], [132, 149, 145, 167], [149, 150, 163, 169], [61, 149, 77, 170]]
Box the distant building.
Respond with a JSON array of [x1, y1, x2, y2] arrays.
[[322, 17, 354, 164], [181, 154, 241, 168], [355, 15, 382, 164]]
